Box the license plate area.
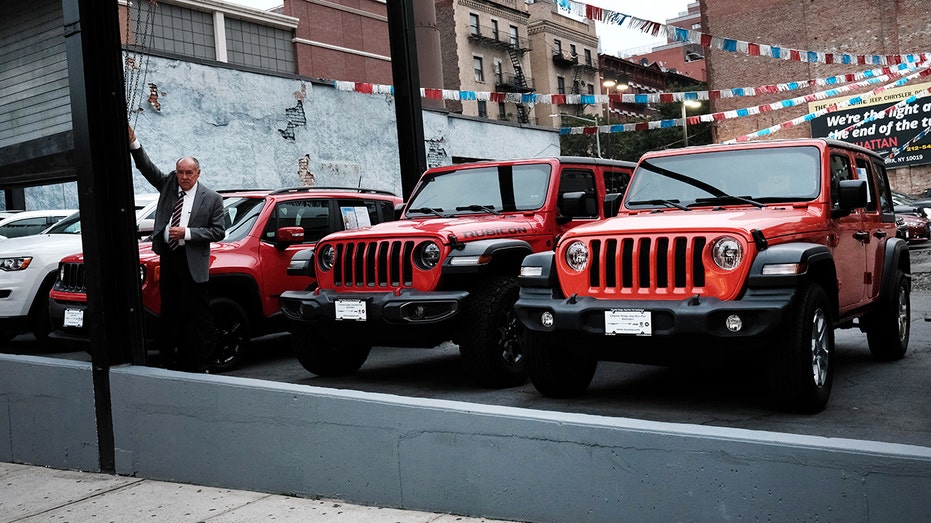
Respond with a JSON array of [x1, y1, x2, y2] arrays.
[[335, 299, 366, 321], [63, 308, 84, 328], [604, 309, 651, 336]]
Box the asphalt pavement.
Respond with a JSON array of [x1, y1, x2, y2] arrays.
[[0, 461, 513, 523]]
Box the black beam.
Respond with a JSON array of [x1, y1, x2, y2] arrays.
[[386, 0, 427, 200], [62, 0, 146, 474]]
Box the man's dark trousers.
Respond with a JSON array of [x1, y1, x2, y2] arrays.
[[159, 246, 214, 371]]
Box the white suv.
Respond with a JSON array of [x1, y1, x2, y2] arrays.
[[0, 198, 158, 344]]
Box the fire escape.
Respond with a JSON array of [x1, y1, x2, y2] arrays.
[[469, 25, 534, 124]]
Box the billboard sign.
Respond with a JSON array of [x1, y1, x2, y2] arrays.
[[808, 82, 931, 168]]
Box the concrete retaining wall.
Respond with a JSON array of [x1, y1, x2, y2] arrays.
[[4, 354, 931, 521]]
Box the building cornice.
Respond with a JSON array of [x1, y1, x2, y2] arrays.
[[302, 0, 388, 23], [293, 38, 391, 62], [154, 0, 299, 29], [459, 0, 529, 24]]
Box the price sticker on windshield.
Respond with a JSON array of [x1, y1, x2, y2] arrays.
[[335, 299, 366, 321], [604, 309, 651, 336]]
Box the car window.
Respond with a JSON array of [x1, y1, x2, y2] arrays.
[[605, 170, 631, 195], [558, 169, 597, 217], [263, 199, 330, 243], [854, 158, 877, 212], [222, 197, 265, 243], [407, 163, 552, 214], [829, 153, 853, 208], [872, 159, 894, 215], [627, 146, 821, 208], [0, 217, 54, 238], [45, 213, 81, 234]]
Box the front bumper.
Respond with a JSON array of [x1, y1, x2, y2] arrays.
[[514, 287, 797, 357], [279, 288, 471, 347], [49, 294, 159, 346]]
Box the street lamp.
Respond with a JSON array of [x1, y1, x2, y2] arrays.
[[681, 100, 701, 147], [552, 113, 601, 158]]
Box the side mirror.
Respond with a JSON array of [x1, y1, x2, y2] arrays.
[[287, 247, 315, 277], [275, 226, 305, 247], [603, 193, 623, 218], [832, 179, 867, 218]]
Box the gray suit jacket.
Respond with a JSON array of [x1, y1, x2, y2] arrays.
[[130, 146, 225, 283]]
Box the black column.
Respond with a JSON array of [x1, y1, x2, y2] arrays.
[[62, 0, 146, 473], [386, 0, 428, 200]]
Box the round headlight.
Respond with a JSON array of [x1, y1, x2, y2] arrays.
[[564, 241, 589, 272], [416, 241, 441, 270], [318, 244, 335, 271], [711, 236, 743, 270]]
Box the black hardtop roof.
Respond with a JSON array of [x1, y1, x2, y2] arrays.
[[428, 156, 636, 171]]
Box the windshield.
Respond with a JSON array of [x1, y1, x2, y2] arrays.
[[406, 163, 552, 216], [221, 197, 266, 242], [626, 146, 821, 209], [45, 212, 82, 234]]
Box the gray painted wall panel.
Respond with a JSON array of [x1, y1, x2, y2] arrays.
[[105, 365, 931, 522], [0, 355, 98, 471]]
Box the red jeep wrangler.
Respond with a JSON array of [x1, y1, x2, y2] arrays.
[[49, 187, 401, 371], [514, 139, 909, 412], [280, 157, 635, 387]]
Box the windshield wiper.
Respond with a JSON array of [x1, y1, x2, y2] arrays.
[[628, 199, 691, 211], [691, 195, 765, 208], [407, 206, 447, 217], [455, 204, 500, 215]]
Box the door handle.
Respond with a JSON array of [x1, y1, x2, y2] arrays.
[[853, 231, 869, 241], [873, 230, 887, 239]]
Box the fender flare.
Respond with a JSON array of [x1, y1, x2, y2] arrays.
[[876, 237, 910, 304], [442, 238, 534, 275]]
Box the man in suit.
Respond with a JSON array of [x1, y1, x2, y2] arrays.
[[128, 127, 225, 372]]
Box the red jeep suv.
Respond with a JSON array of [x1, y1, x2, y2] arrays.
[[49, 187, 402, 371]]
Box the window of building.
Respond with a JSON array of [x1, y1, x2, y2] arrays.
[[557, 76, 565, 95], [498, 102, 507, 120], [474, 56, 484, 82], [494, 60, 503, 84], [584, 49, 592, 66], [554, 39, 562, 54], [469, 13, 479, 35], [587, 84, 594, 95], [135, 2, 216, 60], [509, 25, 518, 46], [491, 20, 499, 40], [226, 17, 295, 73], [478, 100, 488, 118], [570, 44, 577, 57]]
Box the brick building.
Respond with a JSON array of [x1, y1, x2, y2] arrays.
[[702, 0, 931, 192]]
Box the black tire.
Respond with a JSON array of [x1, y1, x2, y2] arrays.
[[29, 276, 56, 344], [527, 332, 597, 398], [292, 322, 371, 376], [866, 270, 909, 361], [207, 297, 251, 373], [0, 329, 17, 346], [458, 276, 528, 388], [768, 284, 834, 413]]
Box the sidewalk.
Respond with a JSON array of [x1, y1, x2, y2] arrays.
[[0, 462, 514, 522]]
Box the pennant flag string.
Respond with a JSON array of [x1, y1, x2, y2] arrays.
[[562, 0, 931, 66], [559, 63, 931, 138], [333, 63, 922, 107], [723, 66, 931, 144]]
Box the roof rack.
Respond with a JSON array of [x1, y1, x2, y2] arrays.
[[268, 186, 398, 196]]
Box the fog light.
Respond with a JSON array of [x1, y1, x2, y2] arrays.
[[412, 305, 425, 319], [541, 311, 554, 327], [725, 314, 743, 332]]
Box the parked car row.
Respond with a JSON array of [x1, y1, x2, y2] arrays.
[[7, 139, 913, 414], [891, 190, 931, 243]]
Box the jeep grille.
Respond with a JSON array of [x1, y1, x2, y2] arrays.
[[58, 262, 86, 293], [584, 235, 707, 293], [332, 240, 416, 288]]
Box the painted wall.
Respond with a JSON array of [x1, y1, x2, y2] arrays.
[[20, 54, 559, 209], [5, 354, 930, 522]]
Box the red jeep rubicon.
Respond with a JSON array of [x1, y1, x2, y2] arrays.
[[49, 187, 401, 371], [514, 139, 909, 412], [280, 157, 635, 387]]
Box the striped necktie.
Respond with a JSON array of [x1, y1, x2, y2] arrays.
[[168, 191, 184, 250]]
